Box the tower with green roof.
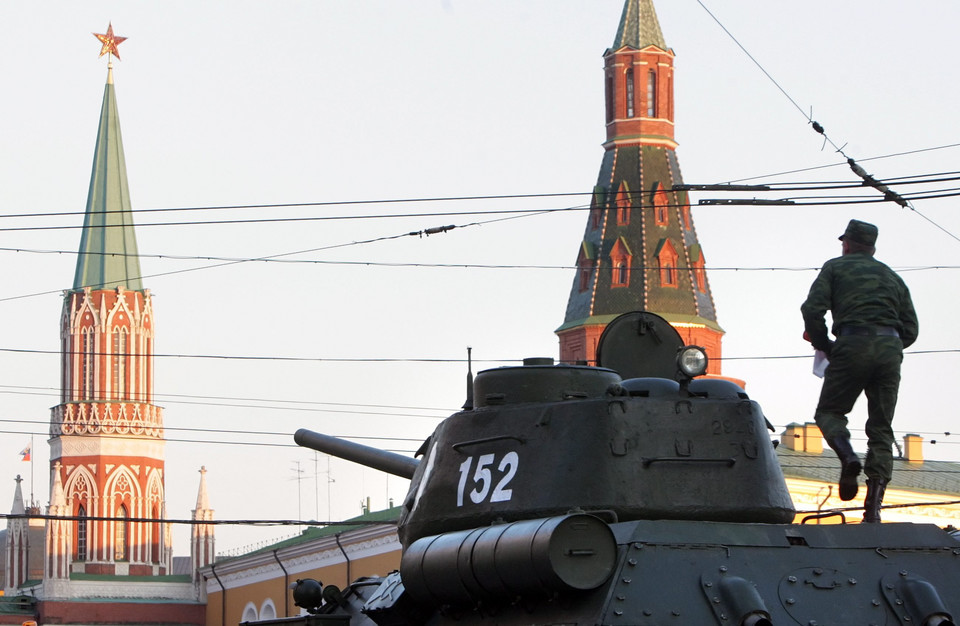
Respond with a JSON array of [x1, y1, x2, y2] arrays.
[[557, 0, 726, 375], [47, 56, 170, 582]]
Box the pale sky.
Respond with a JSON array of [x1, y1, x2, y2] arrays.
[[2, 1, 959, 554]]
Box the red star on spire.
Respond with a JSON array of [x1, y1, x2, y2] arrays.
[[93, 22, 127, 61]]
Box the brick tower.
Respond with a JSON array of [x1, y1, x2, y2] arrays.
[[557, 0, 726, 375], [46, 60, 169, 581]]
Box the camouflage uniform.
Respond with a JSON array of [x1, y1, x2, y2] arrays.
[[801, 223, 918, 483]]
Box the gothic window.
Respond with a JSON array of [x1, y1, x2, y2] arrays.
[[77, 506, 88, 561], [610, 238, 632, 288], [590, 186, 605, 229], [691, 250, 707, 292], [615, 182, 631, 226], [115, 504, 128, 561], [113, 327, 127, 401], [605, 74, 614, 123], [81, 328, 95, 400], [625, 69, 635, 118], [579, 261, 593, 292], [152, 505, 161, 563], [613, 261, 630, 287], [652, 184, 669, 226], [656, 240, 679, 288], [647, 70, 657, 117]]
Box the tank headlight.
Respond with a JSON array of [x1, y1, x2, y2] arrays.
[[677, 346, 708, 379]]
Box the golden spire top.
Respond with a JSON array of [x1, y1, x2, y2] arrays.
[[93, 22, 127, 61]]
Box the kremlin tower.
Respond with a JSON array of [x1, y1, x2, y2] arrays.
[[557, 0, 727, 376], [46, 46, 168, 580], [0, 25, 212, 622]]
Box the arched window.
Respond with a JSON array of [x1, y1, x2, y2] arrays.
[[77, 506, 88, 561], [614, 261, 629, 287], [81, 328, 95, 400], [647, 70, 657, 117], [590, 186, 605, 230], [112, 327, 127, 400], [241, 603, 258, 622], [652, 184, 669, 226], [609, 238, 632, 289], [690, 247, 707, 292], [579, 261, 593, 292], [625, 69, 635, 118], [615, 182, 631, 226], [152, 505, 161, 564], [115, 504, 128, 561], [605, 74, 614, 123], [655, 239, 679, 288], [260, 599, 278, 621]]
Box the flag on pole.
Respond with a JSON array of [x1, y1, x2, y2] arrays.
[[19, 444, 31, 462]]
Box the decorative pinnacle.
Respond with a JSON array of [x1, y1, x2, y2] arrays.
[[93, 22, 127, 61]]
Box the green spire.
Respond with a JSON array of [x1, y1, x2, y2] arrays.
[[611, 0, 667, 51], [73, 66, 143, 291]]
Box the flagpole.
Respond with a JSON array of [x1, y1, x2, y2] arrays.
[[30, 433, 35, 508]]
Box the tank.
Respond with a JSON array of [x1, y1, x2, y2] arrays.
[[280, 312, 960, 626]]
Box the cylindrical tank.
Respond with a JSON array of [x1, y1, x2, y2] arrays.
[[400, 514, 616, 605]]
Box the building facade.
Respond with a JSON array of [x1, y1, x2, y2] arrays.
[[199, 510, 401, 626]]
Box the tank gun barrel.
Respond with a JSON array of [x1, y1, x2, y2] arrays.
[[294, 428, 419, 479]]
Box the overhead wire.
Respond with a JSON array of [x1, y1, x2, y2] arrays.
[[0, 512, 397, 528], [0, 163, 957, 237], [2, 345, 960, 366], [722, 143, 960, 185], [0, 202, 587, 304], [2, 170, 959, 232], [0, 204, 586, 233], [0, 417, 429, 445], [0, 191, 594, 221], [2, 191, 959, 307], [694, 0, 960, 243], [0, 427, 422, 455], [0, 384, 451, 414], [0, 153, 956, 308]]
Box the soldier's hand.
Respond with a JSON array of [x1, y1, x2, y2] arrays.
[[822, 340, 835, 357]]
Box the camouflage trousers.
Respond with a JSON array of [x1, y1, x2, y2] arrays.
[[814, 335, 904, 482]]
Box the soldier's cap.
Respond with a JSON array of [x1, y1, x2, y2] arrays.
[[838, 219, 878, 246]]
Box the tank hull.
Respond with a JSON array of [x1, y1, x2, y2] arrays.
[[281, 517, 960, 626]]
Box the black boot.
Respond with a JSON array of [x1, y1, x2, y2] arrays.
[[826, 437, 862, 501], [862, 478, 888, 523]]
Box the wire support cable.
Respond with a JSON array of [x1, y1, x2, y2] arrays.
[[0, 512, 397, 528], [694, 0, 960, 243]]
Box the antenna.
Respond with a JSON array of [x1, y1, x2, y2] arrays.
[[462, 346, 474, 410], [291, 461, 305, 529]]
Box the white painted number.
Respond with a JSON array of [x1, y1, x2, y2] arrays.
[[469, 453, 495, 503], [491, 451, 518, 502], [456, 451, 519, 507]]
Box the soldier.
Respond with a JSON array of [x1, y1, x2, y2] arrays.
[[801, 219, 918, 522]]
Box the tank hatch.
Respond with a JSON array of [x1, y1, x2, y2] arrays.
[[596, 311, 685, 379], [473, 358, 620, 408]]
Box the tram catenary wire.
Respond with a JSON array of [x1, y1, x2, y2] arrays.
[[2, 162, 959, 221]]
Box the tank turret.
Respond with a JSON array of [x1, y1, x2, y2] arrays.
[[298, 312, 794, 548]]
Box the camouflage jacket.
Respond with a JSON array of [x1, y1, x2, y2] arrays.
[[801, 251, 919, 351]]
